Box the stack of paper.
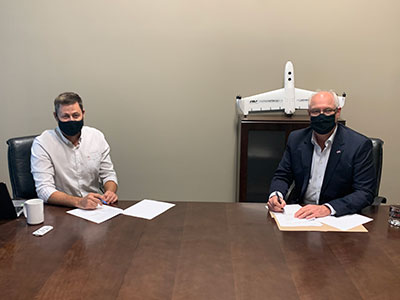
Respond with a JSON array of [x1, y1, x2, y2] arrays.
[[268, 204, 373, 231], [271, 204, 323, 227]]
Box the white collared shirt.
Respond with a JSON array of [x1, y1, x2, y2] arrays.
[[31, 126, 118, 202], [303, 127, 338, 214]]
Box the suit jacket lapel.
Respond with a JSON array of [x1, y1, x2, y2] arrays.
[[320, 125, 345, 195], [299, 132, 313, 198]]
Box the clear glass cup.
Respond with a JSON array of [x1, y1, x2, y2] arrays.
[[388, 205, 400, 227]]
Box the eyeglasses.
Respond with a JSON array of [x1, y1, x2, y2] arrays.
[[309, 108, 338, 117]]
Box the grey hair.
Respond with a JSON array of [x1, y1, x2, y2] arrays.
[[308, 90, 339, 108]]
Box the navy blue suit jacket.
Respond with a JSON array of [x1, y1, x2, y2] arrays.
[[269, 123, 376, 216]]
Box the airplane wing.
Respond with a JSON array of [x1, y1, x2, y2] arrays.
[[294, 88, 314, 109], [244, 88, 285, 102], [338, 94, 346, 108], [295, 88, 346, 109], [237, 88, 285, 115]]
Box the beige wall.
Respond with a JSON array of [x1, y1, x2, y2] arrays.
[[0, 1, 398, 204]]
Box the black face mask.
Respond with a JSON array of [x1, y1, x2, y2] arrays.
[[310, 114, 336, 135], [58, 119, 84, 136]]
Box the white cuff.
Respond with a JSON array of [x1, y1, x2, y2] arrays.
[[269, 191, 283, 200], [323, 203, 336, 216], [37, 186, 58, 203]]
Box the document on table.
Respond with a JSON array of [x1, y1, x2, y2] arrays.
[[67, 205, 123, 224], [318, 214, 373, 231], [123, 199, 175, 220], [268, 204, 373, 230], [67, 199, 175, 224], [269, 204, 323, 227]]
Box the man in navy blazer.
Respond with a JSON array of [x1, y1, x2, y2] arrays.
[[267, 91, 376, 218]]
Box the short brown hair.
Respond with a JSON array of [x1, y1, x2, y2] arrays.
[[54, 92, 83, 115]]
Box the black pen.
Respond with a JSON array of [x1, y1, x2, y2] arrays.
[[275, 191, 281, 204], [275, 191, 284, 211]]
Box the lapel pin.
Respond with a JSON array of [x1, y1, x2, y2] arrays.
[[336, 150, 341, 154]]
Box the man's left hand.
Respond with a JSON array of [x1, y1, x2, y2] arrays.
[[103, 191, 118, 204], [294, 205, 331, 219]]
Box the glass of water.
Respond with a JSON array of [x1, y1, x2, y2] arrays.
[[388, 205, 400, 227]]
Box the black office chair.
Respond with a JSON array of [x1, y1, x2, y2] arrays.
[[6, 135, 38, 199], [370, 137, 386, 206]]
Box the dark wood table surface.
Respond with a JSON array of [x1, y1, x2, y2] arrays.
[[1, 202, 399, 300]]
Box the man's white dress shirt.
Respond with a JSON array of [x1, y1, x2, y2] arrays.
[[303, 127, 337, 214], [31, 126, 118, 202]]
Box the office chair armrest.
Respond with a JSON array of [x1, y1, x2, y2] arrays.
[[372, 196, 387, 206]]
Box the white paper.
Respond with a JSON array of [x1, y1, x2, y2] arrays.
[[318, 214, 373, 231], [123, 199, 175, 220], [268, 204, 323, 227], [67, 205, 123, 224], [67, 200, 176, 224]]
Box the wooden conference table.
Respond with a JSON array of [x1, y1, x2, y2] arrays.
[[0, 201, 399, 300]]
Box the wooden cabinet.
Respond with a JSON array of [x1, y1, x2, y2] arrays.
[[237, 114, 344, 202]]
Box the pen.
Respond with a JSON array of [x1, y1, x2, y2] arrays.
[[96, 196, 107, 205], [275, 191, 282, 204], [275, 191, 284, 211]]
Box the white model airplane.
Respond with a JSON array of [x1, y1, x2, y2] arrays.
[[236, 61, 346, 116]]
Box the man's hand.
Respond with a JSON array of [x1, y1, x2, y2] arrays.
[[77, 193, 104, 210], [103, 190, 118, 204], [267, 195, 286, 212], [294, 204, 331, 219]]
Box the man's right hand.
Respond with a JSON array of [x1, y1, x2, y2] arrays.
[[77, 193, 104, 210], [267, 195, 286, 212]]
